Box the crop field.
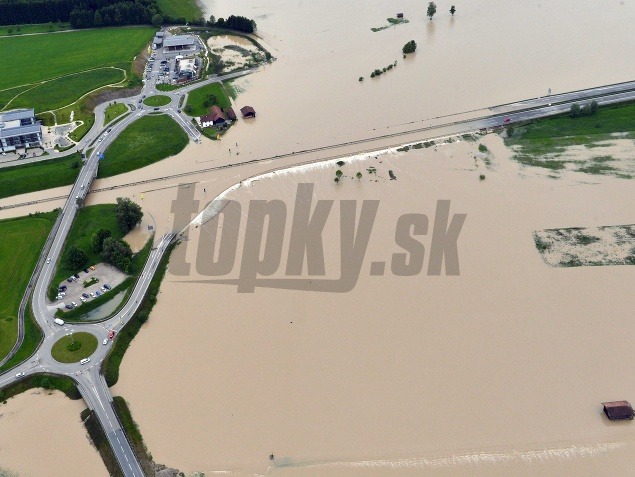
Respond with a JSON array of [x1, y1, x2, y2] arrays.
[[0, 27, 154, 91]]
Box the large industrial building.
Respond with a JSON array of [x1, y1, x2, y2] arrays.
[[0, 108, 42, 152], [163, 35, 197, 52]]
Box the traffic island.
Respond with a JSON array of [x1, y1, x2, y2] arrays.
[[51, 332, 98, 363], [142, 95, 171, 107]]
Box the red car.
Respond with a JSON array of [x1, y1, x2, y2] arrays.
[[108, 330, 116, 340], [503, 116, 511, 123]]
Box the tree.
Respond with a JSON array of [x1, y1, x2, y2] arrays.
[[402, 40, 417, 54], [589, 100, 598, 115], [94, 11, 103, 26], [16, 25, 21, 34], [91, 228, 112, 253], [114, 197, 143, 234], [335, 170, 343, 178], [102, 237, 133, 273], [152, 14, 163, 27], [208, 15, 216, 26], [48, 22, 54, 31], [63, 245, 88, 270], [450, 5, 456, 16], [570, 103, 581, 118], [356, 172, 362, 179], [40, 378, 52, 389], [7, 28, 12, 35], [427, 2, 437, 19]]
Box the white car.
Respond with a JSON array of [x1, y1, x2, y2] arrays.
[[80, 296, 87, 302], [46, 258, 51, 264], [90, 292, 95, 298], [80, 358, 91, 365], [15, 371, 25, 378], [102, 339, 109, 345]]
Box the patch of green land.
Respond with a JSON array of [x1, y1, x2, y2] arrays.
[[51, 332, 98, 363], [156, 0, 202, 22], [0, 153, 82, 200], [0, 212, 57, 362], [143, 95, 171, 107], [183, 82, 232, 116], [104, 103, 129, 125], [98, 114, 188, 178]]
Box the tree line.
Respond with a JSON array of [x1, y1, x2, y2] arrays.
[[0, 0, 257, 32]]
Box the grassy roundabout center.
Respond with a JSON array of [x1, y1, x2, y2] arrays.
[[51, 332, 98, 363], [143, 95, 171, 107]]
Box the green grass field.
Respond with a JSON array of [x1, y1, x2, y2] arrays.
[[0, 153, 81, 200], [98, 114, 188, 178], [0, 27, 155, 91], [143, 94, 171, 106], [9, 67, 126, 112], [184, 82, 232, 116], [104, 103, 129, 125], [0, 212, 57, 362], [156, 0, 202, 21], [51, 332, 98, 363], [0, 22, 71, 36]]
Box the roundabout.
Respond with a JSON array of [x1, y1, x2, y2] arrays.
[[51, 332, 98, 363]]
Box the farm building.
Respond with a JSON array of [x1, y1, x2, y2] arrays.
[[0, 108, 42, 152], [226, 107, 237, 121], [163, 35, 197, 52], [210, 106, 226, 125], [602, 401, 634, 421], [240, 106, 256, 118]]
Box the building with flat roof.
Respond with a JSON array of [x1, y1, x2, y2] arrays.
[[163, 35, 197, 52], [0, 108, 42, 152]]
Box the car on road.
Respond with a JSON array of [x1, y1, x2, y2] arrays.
[[108, 330, 116, 339], [46, 258, 51, 264], [54, 318, 65, 325], [103, 339, 109, 345], [80, 358, 91, 365], [504, 116, 511, 123], [15, 372, 25, 378], [98, 137, 103, 142], [154, 107, 159, 111]]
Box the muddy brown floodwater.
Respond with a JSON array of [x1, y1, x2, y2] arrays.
[[112, 134, 635, 477], [1, 1, 635, 476], [0, 390, 107, 477]]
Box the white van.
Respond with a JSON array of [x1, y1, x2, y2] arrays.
[[54, 318, 65, 326]]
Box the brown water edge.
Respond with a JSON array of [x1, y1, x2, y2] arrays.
[[112, 135, 635, 476], [0, 390, 107, 477]]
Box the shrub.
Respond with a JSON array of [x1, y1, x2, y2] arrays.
[[402, 40, 417, 54]]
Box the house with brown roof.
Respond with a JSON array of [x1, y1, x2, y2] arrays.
[[602, 401, 634, 421], [240, 106, 256, 118], [210, 105, 226, 125], [226, 107, 237, 121]]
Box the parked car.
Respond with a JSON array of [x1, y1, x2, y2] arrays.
[[82, 293, 89, 299], [59, 285, 67, 292], [95, 291, 101, 297], [90, 292, 95, 298], [56, 295, 63, 300], [67, 277, 74, 283], [71, 301, 78, 307], [83, 268, 89, 273], [73, 274, 80, 279], [103, 284, 111, 290], [65, 304, 73, 309], [90, 266, 95, 271]]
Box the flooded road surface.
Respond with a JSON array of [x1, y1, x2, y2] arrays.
[[0, 390, 107, 477]]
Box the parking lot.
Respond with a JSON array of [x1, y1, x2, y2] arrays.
[[53, 263, 127, 312]]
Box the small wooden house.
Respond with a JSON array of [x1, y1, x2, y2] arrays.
[[602, 401, 634, 421], [396, 13, 404, 18], [240, 106, 256, 118], [210, 105, 226, 125], [226, 107, 237, 121]]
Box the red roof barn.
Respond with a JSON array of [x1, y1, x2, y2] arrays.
[[602, 401, 634, 421], [210, 105, 226, 124], [226, 107, 237, 121]]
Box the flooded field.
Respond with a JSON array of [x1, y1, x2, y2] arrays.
[[1, 1, 634, 476], [0, 390, 106, 477], [113, 133, 635, 476]]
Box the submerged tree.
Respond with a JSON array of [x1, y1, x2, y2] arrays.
[[450, 5, 456, 16], [427, 2, 437, 19], [402, 40, 417, 54]]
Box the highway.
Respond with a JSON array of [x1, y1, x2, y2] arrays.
[[1, 36, 635, 476]]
